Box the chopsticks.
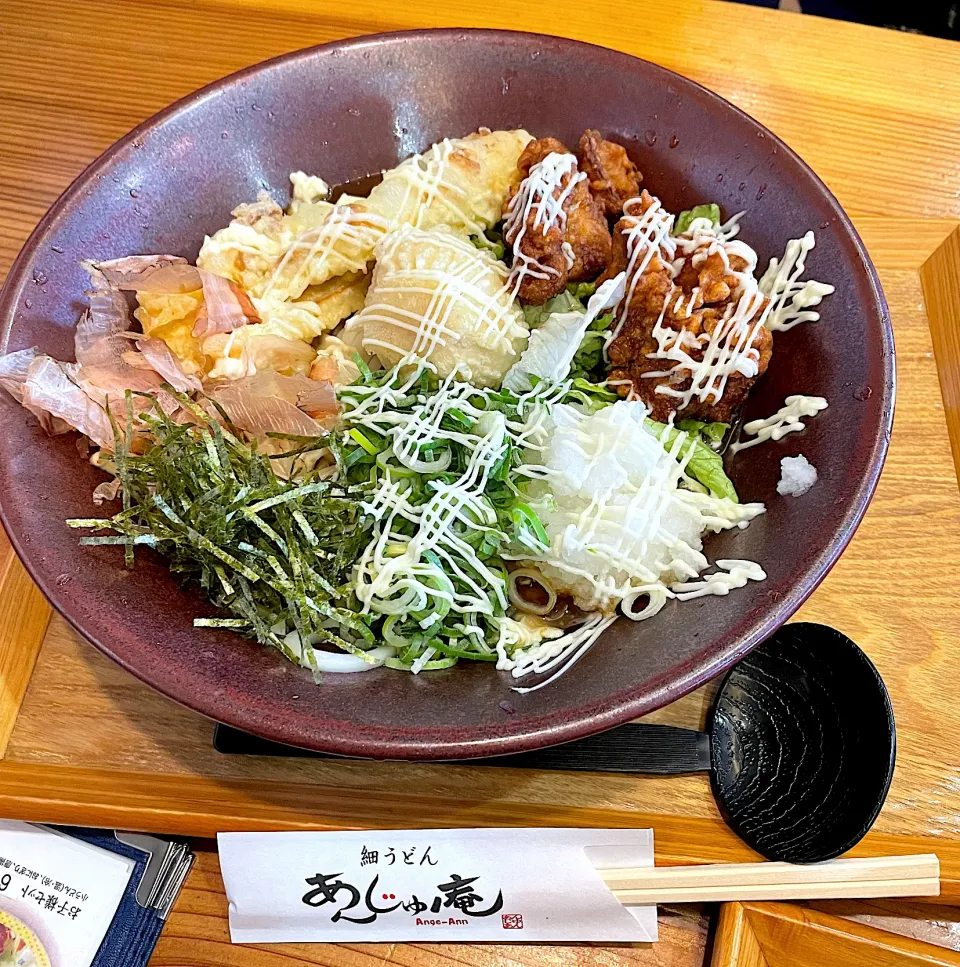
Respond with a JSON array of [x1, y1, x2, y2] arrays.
[[599, 854, 940, 904]]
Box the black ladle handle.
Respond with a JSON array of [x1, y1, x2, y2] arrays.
[[214, 722, 712, 773], [469, 724, 711, 774]]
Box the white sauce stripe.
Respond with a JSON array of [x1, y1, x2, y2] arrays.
[[355, 226, 523, 368], [760, 232, 836, 331], [504, 151, 585, 296], [671, 559, 766, 600], [265, 204, 389, 298], [730, 395, 828, 453]]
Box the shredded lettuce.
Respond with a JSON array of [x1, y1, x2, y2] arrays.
[[674, 203, 721, 236], [469, 225, 506, 261], [564, 377, 618, 412], [647, 419, 738, 502], [678, 419, 729, 448], [504, 310, 592, 392], [567, 281, 597, 303], [521, 281, 600, 331], [564, 282, 606, 381], [521, 289, 582, 329], [569, 312, 613, 381], [517, 281, 612, 383]]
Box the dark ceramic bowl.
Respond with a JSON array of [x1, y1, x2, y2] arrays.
[[0, 30, 893, 759]]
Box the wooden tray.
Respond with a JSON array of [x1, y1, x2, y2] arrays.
[[3, 0, 960, 917], [152, 849, 714, 967], [712, 901, 960, 967]]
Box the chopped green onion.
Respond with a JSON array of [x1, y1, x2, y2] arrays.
[[353, 353, 374, 384], [510, 503, 550, 550], [348, 427, 381, 455]]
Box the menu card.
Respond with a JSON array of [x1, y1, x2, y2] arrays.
[[220, 827, 656, 943], [0, 821, 134, 967]]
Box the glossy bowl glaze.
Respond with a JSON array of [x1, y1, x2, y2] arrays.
[[0, 30, 893, 759]]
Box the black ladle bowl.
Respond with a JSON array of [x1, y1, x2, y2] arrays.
[[469, 622, 895, 862], [707, 623, 896, 862], [214, 623, 896, 864]]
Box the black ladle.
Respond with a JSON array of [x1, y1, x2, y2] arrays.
[[215, 623, 896, 864]]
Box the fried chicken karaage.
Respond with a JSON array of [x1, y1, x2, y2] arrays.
[[606, 192, 773, 423], [578, 129, 643, 217], [503, 137, 612, 304]]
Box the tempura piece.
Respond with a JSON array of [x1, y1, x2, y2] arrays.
[[121, 253, 321, 381], [370, 129, 532, 236], [289, 171, 330, 212], [203, 328, 316, 380], [343, 225, 529, 388], [135, 289, 206, 376], [198, 129, 532, 305], [253, 273, 370, 343]]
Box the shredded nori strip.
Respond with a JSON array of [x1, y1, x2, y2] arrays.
[[68, 393, 372, 660]]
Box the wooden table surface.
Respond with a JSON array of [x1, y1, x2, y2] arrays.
[[3, 0, 960, 963]]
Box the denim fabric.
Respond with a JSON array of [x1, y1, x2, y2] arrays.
[[56, 827, 165, 967]]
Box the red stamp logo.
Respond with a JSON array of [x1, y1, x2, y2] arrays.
[[501, 913, 523, 930]]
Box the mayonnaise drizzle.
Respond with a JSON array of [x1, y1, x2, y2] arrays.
[[730, 395, 828, 453], [503, 152, 585, 296], [340, 359, 769, 689], [263, 202, 389, 299], [759, 231, 835, 331], [264, 138, 505, 302], [390, 138, 489, 237], [671, 559, 767, 599], [353, 226, 524, 371], [504, 612, 619, 693], [607, 195, 676, 343], [642, 289, 768, 409]]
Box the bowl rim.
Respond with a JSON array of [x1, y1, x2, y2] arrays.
[[0, 28, 895, 759]]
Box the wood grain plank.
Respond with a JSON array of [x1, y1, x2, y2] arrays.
[[0, 529, 51, 757], [921, 227, 960, 485], [744, 902, 960, 967], [710, 903, 766, 967], [1, 0, 960, 296], [854, 219, 959, 272], [0, 757, 958, 903], [147, 850, 710, 967], [806, 900, 960, 953]]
